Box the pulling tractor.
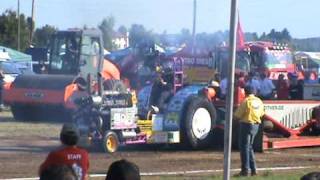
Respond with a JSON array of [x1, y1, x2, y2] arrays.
[[74, 48, 220, 152], [74, 49, 219, 152]]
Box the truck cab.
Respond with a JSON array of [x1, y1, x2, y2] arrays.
[[247, 41, 295, 79], [48, 29, 104, 93]]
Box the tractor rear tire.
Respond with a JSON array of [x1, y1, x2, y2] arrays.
[[102, 131, 119, 153], [182, 96, 216, 149], [103, 80, 127, 93]]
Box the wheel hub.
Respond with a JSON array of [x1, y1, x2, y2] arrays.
[[106, 136, 117, 153], [192, 108, 211, 140]]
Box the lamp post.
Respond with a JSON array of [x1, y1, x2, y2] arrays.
[[17, 0, 20, 50], [29, 0, 35, 46], [223, 0, 238, 180]]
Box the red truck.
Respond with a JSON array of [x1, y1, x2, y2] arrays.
[[246, 41, 295, 79]]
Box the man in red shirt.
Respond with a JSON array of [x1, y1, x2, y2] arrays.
[[276, 74, 289, 100], [40, 123, 89, 180]]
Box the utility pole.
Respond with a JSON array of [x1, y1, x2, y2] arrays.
[[191, 0, 197, 56], [29, 0, 35, 46], [223, 0, 238, 180], [17, 0, 20, 50]]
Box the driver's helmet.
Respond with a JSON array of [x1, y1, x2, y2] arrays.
[[156, 65, 162, 73]]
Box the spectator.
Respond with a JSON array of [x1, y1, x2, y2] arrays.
[[214, 73, 221, 83], [39, 123, 89, 180], [106, 159, 140, 180], [64, 77, 89, 110], [40, 165, 77, 180], [276, 74, 289, 100], [234, 85, 265, 176], [301, 172, 320, 180], [245, 72, 260, 95], [208, 79, 220, 100], [259, 73, 275, 99], [297, 79, 304, 99], [304, 71, 318, 84], [0, 70, 4, 111], [219, 76, 228, 99], [289, 73, 304, 100], [237, 72, 246, 88]]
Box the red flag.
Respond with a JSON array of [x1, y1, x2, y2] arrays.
[[237, 15, 245, 47]]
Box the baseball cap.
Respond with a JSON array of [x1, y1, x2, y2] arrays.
[[60, 123, 80, 137], [244, 85, 255, 95]]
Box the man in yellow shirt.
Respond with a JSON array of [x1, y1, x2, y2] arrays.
[[234, 85, 265, 176]]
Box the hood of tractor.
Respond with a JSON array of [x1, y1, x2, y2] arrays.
[[4, 74, 76, 105]]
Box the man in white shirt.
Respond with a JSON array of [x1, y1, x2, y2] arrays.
[[219, 77, 228, 99], [246, 72, 260, 95], [259, 73, 275, 99]]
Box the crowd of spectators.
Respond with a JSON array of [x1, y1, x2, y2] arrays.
[[217, 70, 320, 101]]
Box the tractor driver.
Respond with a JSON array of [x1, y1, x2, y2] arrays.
[[150, 65, 173, 113], [63, 37, 79, 72]]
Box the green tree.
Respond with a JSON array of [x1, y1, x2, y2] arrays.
[[179, 28, 192, 45], [0, 10, 30, 51], [98, 16, 115, 50], [117, 25, 127, 35], [244, 32, 258, 41], [260, 32, 267, 40], [129, 24, 154, 48], [281, 28, 292, 42], [260, 28, 292, 44], [33, 25, 57, 47]]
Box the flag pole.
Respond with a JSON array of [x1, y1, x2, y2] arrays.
[[191, 0, 197, 56]]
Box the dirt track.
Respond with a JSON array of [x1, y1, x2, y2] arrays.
[[1, 112, 320, 179]]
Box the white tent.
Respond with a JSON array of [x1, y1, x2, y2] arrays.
[[0, 51, 10, 61]]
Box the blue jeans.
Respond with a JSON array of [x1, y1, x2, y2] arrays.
[[239, 122, 259, 173]]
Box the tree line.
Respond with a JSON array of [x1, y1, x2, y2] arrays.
[[0, 9, 319, 52]]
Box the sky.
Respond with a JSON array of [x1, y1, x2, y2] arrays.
[[1, 0, 319, 38]]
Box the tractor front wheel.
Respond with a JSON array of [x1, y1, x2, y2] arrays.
[[102, 131, 119, 153]]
